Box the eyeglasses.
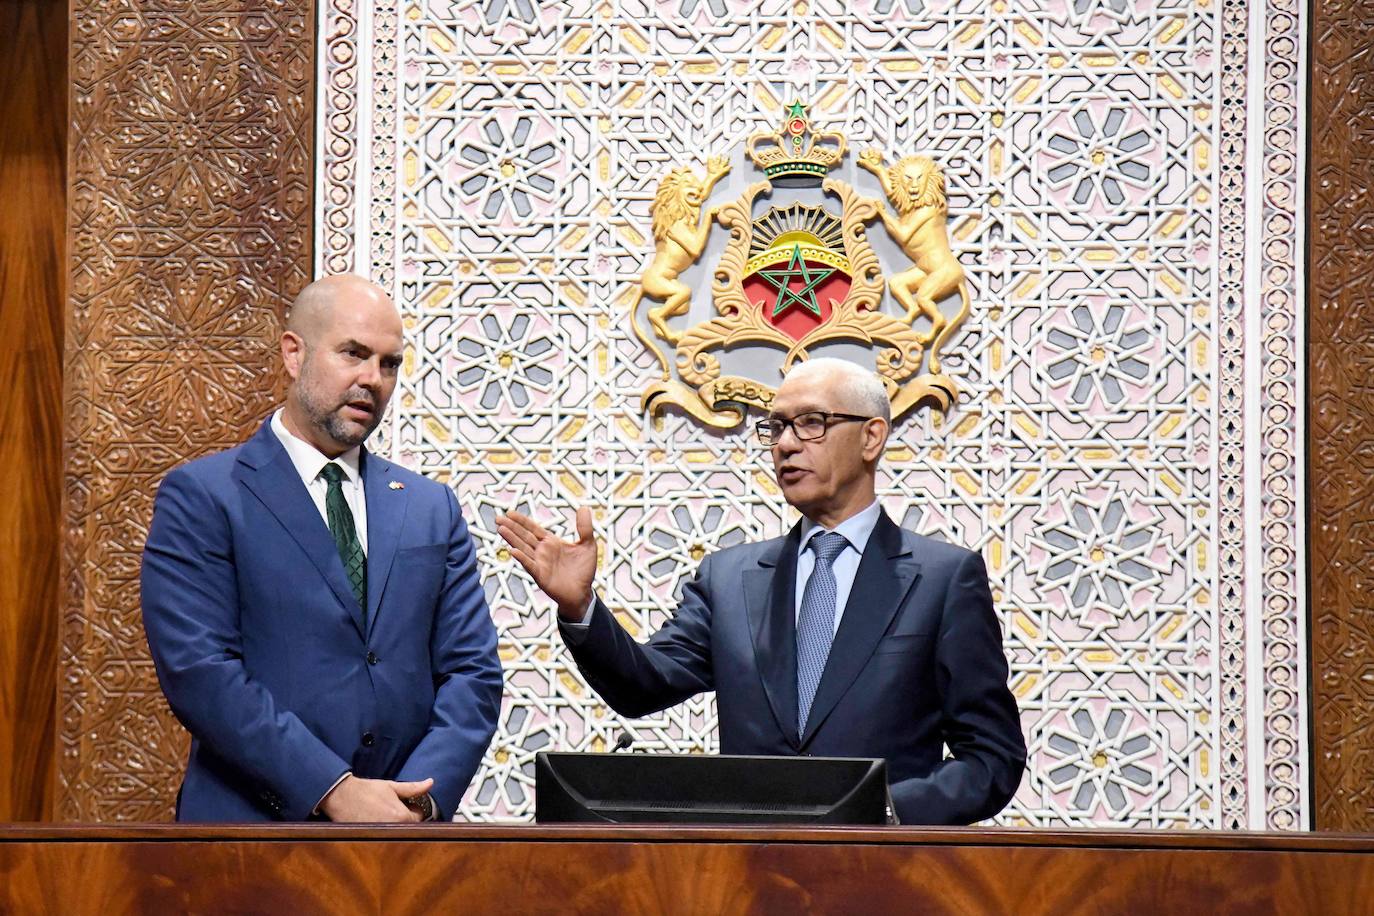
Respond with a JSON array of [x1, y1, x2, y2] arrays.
[[755, 411, 874, 446]]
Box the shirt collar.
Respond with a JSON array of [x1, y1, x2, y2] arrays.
[[798, 499, 882, 558], [271, 409, 362, 487]]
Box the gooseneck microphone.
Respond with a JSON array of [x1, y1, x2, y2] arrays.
[[612, 730, 633, 752]]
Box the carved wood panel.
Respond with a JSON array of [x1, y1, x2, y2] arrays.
[[61, 0, 314, 819], [1309, 0, 1374, 831]]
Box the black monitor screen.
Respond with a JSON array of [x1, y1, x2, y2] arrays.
[[535, 752, 890, 825]]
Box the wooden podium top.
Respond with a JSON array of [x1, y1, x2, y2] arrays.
[[3, 822, 1374, 849], [2, 824, 1372, 914]]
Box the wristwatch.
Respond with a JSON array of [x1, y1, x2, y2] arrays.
[[405, 792, 438, 821]]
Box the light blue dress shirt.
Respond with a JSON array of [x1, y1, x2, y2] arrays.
[[795, 499, 882, 633], [568, 499, 884, 632]]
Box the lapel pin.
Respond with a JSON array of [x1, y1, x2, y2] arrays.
[[389, 481, 405, 490]]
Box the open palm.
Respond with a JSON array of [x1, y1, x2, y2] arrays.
[[496, 508, 598, 620]]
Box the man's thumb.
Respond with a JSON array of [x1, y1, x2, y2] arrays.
[[575, 507, 594, 543], [392, 778, 434, 798]]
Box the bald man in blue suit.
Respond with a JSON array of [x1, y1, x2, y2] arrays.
[[142, 275, 502, 822]]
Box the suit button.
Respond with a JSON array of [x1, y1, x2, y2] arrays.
[[362, 732, 375, 747], [367, 651, 378, 665]]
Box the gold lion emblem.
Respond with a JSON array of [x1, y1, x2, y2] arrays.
[[640, 156, 731, 346], [857, 150, 971, 376]]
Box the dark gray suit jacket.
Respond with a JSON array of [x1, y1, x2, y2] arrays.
[[562, 511, 1026, 825]]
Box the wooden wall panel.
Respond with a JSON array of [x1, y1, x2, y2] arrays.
[[1309, 0, 1374, 830], [60, 0, 314, 819], [0, 0, 66, 822]]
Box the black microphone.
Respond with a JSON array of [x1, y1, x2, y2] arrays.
[[612, 730, 633, 752]]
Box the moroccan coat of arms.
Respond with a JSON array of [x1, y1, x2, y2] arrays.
[[632, 102, 972, 428]]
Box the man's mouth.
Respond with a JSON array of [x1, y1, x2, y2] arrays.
[[342, 400, 374, 421], [778, 466, 808, 485]]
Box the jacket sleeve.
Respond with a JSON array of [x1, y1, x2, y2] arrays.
[[394, 486, 503, 819], [558, 555, 718, 717], [141, 467, 350, 819], [888, 550, 1027, 825]]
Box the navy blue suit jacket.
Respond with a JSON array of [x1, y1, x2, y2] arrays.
[[141, 419, 503, 821], [563, 511, 1026, 825]]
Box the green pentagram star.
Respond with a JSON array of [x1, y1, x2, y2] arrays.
[[786, 100, 808, 121], [760, 244, 833, 319]]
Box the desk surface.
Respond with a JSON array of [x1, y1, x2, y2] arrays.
[[2, 824, 1372, 914], [2, 822, 1373, 851]]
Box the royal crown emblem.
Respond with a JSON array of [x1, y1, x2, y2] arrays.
[[632, 102, 972, 428], [747, 100, 847, 180]]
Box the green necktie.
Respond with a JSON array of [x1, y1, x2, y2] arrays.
[[320, 463, 366, 615]]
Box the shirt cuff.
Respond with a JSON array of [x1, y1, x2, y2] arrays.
[[313, 771, 352, 817], [564, 595, 596, 628], [558, 595, 597, 646]]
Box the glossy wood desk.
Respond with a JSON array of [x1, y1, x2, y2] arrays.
[[2, 824, 1372, 914]]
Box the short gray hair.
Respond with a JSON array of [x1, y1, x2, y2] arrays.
[[783, 357, 891, 423]]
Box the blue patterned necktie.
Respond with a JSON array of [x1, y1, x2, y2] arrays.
[[320, 463, 366, 616], [796, 530, 849, 735]]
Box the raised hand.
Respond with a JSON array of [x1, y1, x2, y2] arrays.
[[496, 508, 598, 621]]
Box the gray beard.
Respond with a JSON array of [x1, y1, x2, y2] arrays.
[[296, 378, 377, 449], [320, 410, 371, 448]]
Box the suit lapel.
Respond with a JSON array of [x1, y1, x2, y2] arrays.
[[744, 523, 802, 749], [800, 511, 922, 747], [362, 450, 410, 639], [237, 420, 364, 636]]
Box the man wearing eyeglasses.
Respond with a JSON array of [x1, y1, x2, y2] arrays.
[[497, 357, 1025, 824]]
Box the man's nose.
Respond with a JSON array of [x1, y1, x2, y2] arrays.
[[775, 425, 803, 453], [357, 356, 382, 388]]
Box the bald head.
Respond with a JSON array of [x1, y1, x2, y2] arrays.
[[287, 274, 398, 344], [279, 275, 404, 457]]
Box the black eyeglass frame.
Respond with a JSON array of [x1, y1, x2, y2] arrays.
[[754, 411, 875, 446]]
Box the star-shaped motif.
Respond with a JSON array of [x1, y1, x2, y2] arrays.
[[786, 99, 808, 121], [760, 245, 833, 319]]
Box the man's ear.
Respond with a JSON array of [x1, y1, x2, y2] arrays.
[[281, 331, 306, 381], [862, 418, 889, 463]]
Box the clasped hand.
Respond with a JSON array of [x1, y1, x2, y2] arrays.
[[320, 774, 434, 823]]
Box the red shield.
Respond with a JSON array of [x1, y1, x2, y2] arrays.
[[743, 256, 851, 343]]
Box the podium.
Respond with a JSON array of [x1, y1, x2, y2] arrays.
[[2, 824, 1372, 913]]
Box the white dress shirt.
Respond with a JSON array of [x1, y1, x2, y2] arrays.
[[270, 409, 368, 554], [795, 499, 882, 633], [271, 409, 372, 814]]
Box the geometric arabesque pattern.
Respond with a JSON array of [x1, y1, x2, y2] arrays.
[[62, 0, 312, 820], [1307, 0, 1374, 831], [319, 0, 1306, 828]]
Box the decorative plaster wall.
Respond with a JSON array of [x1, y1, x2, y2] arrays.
[[319, 0, 1307, 829]]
